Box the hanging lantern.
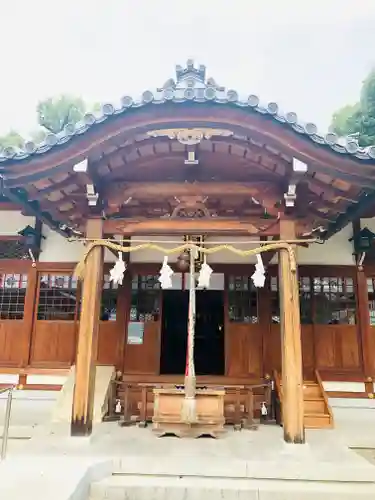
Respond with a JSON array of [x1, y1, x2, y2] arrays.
[[109, 252, 127, 285], [158, 256, 174, 289], [352, 227, 375, 253], [251, 253, 266, 288]]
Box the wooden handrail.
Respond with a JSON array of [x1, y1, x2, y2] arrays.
[[273, 369, 283, 424], [315, 369, 334, 426]]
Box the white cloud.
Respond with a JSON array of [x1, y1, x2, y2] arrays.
[[0, 0, 375, 135]]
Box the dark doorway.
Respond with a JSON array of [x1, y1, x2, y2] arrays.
[[160, 291, 189, 375], [160, 290, 225, 375]]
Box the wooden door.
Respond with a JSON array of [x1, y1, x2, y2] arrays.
[[226, 323, 263, 378], [123, 274, 161, 375], [30, 272, 79, 366]]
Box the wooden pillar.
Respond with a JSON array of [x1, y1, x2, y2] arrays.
[[71, 218, 104, 436], [279, 218, 305, 444], [352, 221, 374, 378], [356, 267, 374, 377], [23, 265, 38, 367]]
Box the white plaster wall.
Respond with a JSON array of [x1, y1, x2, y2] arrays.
[[40, 226, 85, 262], [205, 236, 259, 264], [298, 224, 355, 266], [0, 210, 35, 235], [40, 226, 117, 263], [129, 235, 183, 263]]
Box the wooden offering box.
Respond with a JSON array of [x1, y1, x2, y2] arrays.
[[152, 387, 226, 438]]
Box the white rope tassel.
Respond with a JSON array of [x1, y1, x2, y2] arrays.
[[109, 252, 127, 285], [251, 253, 266, 288], [158, 256, 174, 289], [197, 255, 213, 289]]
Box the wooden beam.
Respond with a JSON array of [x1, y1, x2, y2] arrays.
[[325, 189, 375, 240], [105, 181, 279, 203], [306, 176, 357, 203], [0, 201, 23, 210], [353, 220, 375, 378], [103, 217, 283, 236], [71, 218, 104, 436], [279, 218, 305, 444]]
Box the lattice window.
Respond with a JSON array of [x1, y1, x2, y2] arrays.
[[130, 274, 160, 322], [101, 274, 118, 321], [270, 276, 312, 324], [0, 273, 28, 320], [0, 240, 30, 260], [37, 274, 78, 321], [227, 276, 258, 323], [313, 277, 356, 325]]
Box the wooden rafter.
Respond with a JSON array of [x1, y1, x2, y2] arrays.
[[3, 188, 68, 237], [28, 175, 79, 200]]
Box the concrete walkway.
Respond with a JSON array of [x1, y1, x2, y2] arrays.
[[1, 393, 375, 499]]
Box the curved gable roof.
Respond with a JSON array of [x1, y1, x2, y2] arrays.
[[1, 59, 374, 164]]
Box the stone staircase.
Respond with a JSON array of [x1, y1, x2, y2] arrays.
[[89, 471, 375, 500]]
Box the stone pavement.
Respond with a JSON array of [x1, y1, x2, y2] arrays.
[[1, 392, 375, 499]]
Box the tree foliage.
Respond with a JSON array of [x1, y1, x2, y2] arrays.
[[36, 95, 87, 134], [0, 94, 100, 150], [0, 130, 25, 150], [331, 69, 375, 147]]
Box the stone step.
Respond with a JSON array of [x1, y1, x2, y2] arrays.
[[89, 474, 375, 500]]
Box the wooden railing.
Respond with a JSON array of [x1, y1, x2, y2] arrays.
[[272, 369, 283, 424], [107, 380, 272, 430], [315, 369, 334, 427]]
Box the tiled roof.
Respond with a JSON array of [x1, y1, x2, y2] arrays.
[[1, 59, 375, 163]]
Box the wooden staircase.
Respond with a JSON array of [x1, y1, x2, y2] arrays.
[[275, 370, 334, 429]]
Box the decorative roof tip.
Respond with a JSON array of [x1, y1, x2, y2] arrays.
[[176, 59, 206, 84], [1, 61, 375, 163]]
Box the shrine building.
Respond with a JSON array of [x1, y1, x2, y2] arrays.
[[1, 60, 375, 442]]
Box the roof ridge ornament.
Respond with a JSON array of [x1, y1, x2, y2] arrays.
[[176, 59, 206, 83]]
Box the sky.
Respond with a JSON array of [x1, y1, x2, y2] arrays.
[[1, 0, 375, 137]]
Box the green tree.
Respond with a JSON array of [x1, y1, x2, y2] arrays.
[[36, 94, 87, 134], [331, 69, 375, 147], [0, 130, 25, 150], [0, 95, 101, 151], [331, 103, 361, 137]]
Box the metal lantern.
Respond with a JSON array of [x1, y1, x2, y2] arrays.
[[352, 227, 375, 253]]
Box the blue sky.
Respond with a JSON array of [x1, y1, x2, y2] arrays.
[[1, 0, 375, 136]]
